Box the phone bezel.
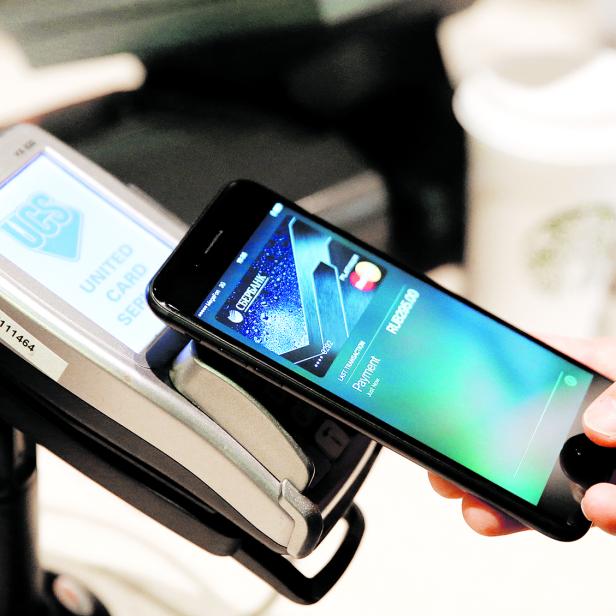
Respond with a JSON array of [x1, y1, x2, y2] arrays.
[[149, 179, 612, 541]]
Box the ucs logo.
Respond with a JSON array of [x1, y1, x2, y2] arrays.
[[1, 193, 82, 260]]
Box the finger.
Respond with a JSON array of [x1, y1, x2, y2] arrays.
[[583, 382, 616, 447], [461, 494, 528, 537], [581, 483, 616, 535], [428, 472, 466, 499]]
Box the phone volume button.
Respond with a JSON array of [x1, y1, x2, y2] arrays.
[[248, 364, 285, 390], [567, 510, 583, 527]]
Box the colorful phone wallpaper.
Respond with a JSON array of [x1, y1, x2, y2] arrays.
[[197, 205, 593, 505]]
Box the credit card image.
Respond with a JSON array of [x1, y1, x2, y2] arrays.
[[217, 215, 385, 376]]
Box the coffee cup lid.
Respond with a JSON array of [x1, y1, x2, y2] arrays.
[[454, 50, 616, 165]]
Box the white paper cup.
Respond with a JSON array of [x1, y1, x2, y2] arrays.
[[454, 52, 616, 336]]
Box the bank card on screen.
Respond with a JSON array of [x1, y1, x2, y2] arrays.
[[216, 215, 386, 376]]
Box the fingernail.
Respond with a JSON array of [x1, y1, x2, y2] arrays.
[[584, 396, 616, 440]]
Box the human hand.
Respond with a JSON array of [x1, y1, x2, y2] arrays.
[[428, 336, 616, 536]]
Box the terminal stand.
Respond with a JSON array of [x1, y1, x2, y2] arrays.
[[0, 420, 109, 616], [0, 357, 375, 611]]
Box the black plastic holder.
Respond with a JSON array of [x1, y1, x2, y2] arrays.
[[0, 415, 368, 612], [0, 421, 109, 616], [0, 346, 375, 608]]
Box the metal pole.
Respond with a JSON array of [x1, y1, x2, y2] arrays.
[[0, 422, 45, 615], [0, 387, 110, 616]]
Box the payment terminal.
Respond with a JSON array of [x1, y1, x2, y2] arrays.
[[0, 124, 378, 604]]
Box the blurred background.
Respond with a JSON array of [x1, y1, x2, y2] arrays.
[[2, 0, 616, 614]]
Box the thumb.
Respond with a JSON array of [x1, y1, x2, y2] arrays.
[[583, 382, 616, 447]]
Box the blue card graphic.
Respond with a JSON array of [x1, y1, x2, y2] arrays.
[[216, 216, 386, 376]]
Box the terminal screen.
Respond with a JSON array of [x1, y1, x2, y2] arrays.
[[195, 203, 594, 506], [0, 152, 172, 352]]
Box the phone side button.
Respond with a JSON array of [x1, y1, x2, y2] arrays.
[[249, 364, 284, 390], [566, 510, 584, 527]]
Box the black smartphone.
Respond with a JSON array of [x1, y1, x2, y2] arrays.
[[149, 180, 614, 541]]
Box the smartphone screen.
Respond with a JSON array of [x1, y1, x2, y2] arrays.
[[151, 182, 612, 537]]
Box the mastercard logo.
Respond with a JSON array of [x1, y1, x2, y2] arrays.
[[349, 261, 382, 292]]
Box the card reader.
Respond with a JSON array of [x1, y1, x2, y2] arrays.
[[0, 125, 378, 597]]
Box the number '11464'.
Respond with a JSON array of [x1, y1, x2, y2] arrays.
[[0, 320, 36, 352]]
